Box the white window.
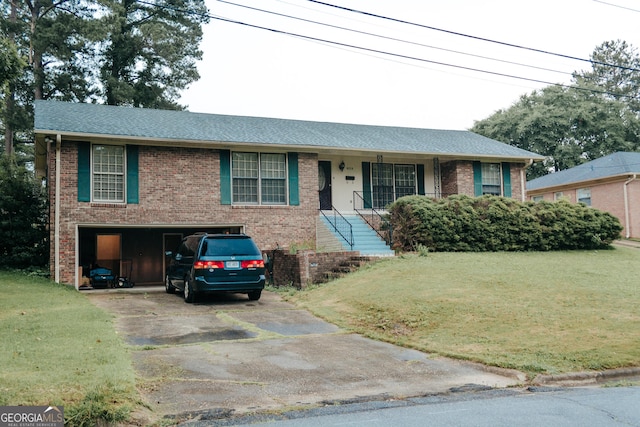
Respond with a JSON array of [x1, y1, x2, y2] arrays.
[[481, 163, 502, 195], [92, 145, 125, 202], [554, 191, 564, 201], [532, 195, 544, 202], [232, 152, 286, 205], [577, 188, 591, 206]]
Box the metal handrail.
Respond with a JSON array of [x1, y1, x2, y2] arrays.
[[353, 191, 393, 246], [319, 207, 354, 250]]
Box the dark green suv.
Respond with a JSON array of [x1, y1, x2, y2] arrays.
[[165, 233, 265, 303]]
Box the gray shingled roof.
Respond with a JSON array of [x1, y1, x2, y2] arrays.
[[34, 100, 543, 159], [527, 152, 640, 191]]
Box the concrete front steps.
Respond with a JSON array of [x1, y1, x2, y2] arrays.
[[319, 213, 394, 257]]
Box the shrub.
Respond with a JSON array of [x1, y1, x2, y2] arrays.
[[0, 156, 49, 268], [388, 195, 622, 252]]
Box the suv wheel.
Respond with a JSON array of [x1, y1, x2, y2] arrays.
[[184, 278, 197, 303], [165, 275, 175, 294], [248, 290, 261, 301]]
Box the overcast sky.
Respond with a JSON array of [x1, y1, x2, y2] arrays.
[[178, 0, 640, 130]]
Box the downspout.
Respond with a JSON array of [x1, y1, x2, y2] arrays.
[[54, 134, 61, 283], [521, 159, 534, 202], [623, 174, 637, 239]]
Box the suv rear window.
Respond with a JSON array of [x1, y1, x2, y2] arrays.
[[201, 237, 261, 257]]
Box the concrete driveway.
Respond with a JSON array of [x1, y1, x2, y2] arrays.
[[86, 287, 524, 424]]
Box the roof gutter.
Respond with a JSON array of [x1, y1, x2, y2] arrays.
[[33, 130, 544, 161], [623, 174, 637, 239]]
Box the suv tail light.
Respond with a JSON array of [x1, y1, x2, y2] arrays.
[[194, 260, 225, 269], [241, 260, 265, 269]]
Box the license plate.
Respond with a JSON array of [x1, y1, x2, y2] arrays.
[[226, 261, 239, 268]]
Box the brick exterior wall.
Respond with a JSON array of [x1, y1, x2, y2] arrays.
[[48, 139, 532, 285], [49, 142, 319, 284], [528, 178, 640, 238], [440, 160, 526, 199], [440, 160, 460, 196], [510, 164, 524, 201]]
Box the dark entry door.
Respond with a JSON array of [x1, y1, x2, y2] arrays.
[[318, 161, 332, 210]]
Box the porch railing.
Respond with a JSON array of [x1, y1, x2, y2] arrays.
[[353, 191, 393, 246], [356, 190, 452, 210], [319, 207, 354, 250]]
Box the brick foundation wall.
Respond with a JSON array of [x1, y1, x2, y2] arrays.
[[49, 142, 319, 284], [267, 249, 361, 288]]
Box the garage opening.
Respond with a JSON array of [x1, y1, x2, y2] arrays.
[[78, 225, 242, 288]]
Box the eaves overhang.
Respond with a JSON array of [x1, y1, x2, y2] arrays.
[[34, 128, 544, 163], [526, 173, 640, 194]]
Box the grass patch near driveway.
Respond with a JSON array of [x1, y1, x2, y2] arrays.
[[285, 247, 640, 377], [0, 271, 137, 425]]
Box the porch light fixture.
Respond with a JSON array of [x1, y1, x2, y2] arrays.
[[339, 161, 345, 171]]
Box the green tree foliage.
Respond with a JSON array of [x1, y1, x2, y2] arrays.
[[573, 40, 640, 114], [1, 0, 100, 157], [389, 195, 622, 253], [0, 155, 48, 268], [0, 37, 23, 88], [1, 0, 209, 155], [101, 0, 209, 108], [0, 35, 26, 157], [472, 40, 640, 180]]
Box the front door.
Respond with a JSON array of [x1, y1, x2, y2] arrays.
[[318, 161, 332, 210]]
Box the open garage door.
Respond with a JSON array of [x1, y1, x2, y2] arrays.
[[78, 225, 242, 287]]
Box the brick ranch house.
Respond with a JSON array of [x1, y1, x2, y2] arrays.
[[34, 100, 543, 288], [527, 152, 640, 239]]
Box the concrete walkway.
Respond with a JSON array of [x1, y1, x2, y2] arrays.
[[614, 239, 640, 249]]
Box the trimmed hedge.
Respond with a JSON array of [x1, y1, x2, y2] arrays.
[[388, 195, 623, 252]]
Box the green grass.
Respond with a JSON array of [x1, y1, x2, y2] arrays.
[[285, 247, 640, 377], [0, 271, 138, 426], [1, 247, 639, 423]]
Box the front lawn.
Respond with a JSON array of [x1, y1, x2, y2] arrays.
[[1, 247, 638, 425], [284, 247, 640, 377], [0, 271, 138, 425]]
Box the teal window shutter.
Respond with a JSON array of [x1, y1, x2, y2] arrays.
[[288, 153, 299, 206], [220, 150, 231, 205], [362, 162, 372, 208], [502, 162, 512, 197], [126, 145, 139, 204], [473, 161, 483, 197], [78, 142, 91, 202], [416, 164, 425, 195]]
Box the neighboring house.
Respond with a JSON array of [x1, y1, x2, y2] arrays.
[[34, 100, 543, 287], [526, 152, 640, 239]]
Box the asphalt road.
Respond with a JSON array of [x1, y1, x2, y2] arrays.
[[223, 386, 640, 427]]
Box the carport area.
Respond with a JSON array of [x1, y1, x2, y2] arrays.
[[86, 288, 524, 424], [77, 225, 241, 288]]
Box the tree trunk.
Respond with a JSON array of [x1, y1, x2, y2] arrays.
[[30, 0, 43, 100], [4, 0, 18, 155]]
